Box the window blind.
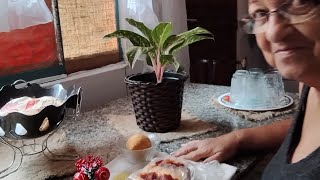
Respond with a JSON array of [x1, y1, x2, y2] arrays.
[[58, 0, 119, 73]]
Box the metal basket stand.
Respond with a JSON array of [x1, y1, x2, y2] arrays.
[[0, 88, 82, 179]]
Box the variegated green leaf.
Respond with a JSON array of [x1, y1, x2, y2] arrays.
[[146, 48, 157, 67], [163, 27, 213, 53], [170, 35, 214, 54], [163, 35, 184, 53], [125, 18, 153, 43], [152, 22, 172, 47], [177, 27, 214, 38], [160, 54, 175, 65], [126, 47, 142, 68], [126, 47, 152, 68], [104, 30, 150, 47]]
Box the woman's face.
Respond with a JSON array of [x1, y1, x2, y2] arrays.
[[249, 0, 320, 81]]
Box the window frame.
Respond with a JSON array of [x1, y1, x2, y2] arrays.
[[57, 0, 122, 74]]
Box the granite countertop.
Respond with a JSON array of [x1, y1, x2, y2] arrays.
[[158, 83, 294, 179], [0, 83, 295, 180]]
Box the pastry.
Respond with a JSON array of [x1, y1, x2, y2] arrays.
[[126, 134, 152, 150], [136, 158, 190, 180]]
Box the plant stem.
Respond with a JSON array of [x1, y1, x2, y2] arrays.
[[148, 53, 158, 82], [156, 48, 161, 83], [159, 65, 165, 83]]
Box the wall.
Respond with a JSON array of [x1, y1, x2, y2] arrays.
[[42, 61, 145, 111]]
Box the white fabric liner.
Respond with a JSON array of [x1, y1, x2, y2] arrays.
[[0, 96, 63, 116]]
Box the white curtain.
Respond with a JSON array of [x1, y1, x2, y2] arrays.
[[118, 0, 190, 74]]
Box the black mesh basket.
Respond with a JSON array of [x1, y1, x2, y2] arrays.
[[125, 71, 188, 133]]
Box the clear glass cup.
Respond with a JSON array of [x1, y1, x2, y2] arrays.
[[230, 70, 248, 106], [248, 68, 264, 75], [230, 68, 285, 109], [263, 69, 285, 107], [242, 68, 266, 108]]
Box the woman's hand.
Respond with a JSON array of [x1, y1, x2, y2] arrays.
[[172, 132, 241, 163]]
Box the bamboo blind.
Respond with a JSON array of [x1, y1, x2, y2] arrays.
[[58, 0, 118, 61]]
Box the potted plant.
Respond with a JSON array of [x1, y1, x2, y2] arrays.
[[104, 18, 214, 133]]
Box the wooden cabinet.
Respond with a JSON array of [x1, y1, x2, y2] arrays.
[[186, 0, 237, 85]]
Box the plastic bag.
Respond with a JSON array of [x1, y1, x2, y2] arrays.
[[0, 0, 53, 32], [0, 0, 9, 32], [188, 161, 226, 180], [118, 0, 159, 73], [127, 156, 237, 180], [127, 157, 191, 180], [126, 0, 159, 30]]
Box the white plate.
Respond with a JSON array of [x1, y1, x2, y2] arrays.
[[217, 93, 294, 111]]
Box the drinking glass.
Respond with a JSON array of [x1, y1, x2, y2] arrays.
[[230, 70, 248, 106], [242, 68, 266, 108], [263, 69, 285, 106]]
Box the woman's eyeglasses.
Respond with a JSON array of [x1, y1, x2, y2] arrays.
[[239, 0, 319, 34]]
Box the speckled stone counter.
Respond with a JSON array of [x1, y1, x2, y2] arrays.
[[0, 83, 295, 180], [159, 83, 295, 179]]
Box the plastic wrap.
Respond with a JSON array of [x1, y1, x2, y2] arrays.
[[127, 156, 233, 180], [0, 0, 53, 32], [127, 157, 190, 180]]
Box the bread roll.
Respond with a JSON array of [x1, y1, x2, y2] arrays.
[[126, 134, 152, 150]]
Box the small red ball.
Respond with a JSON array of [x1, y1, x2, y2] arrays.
[[94, 167, 110, 180], [73, 172, 89, 180]]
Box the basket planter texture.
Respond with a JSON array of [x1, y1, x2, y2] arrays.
[[125, 71, 188, 133]]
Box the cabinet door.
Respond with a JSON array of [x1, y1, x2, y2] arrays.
[[187, 0, 237, 85]]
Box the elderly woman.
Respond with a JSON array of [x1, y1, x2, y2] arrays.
[[173, 0, 320, 178]]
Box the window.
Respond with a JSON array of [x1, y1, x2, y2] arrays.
[[0, 0, 120, 87], [58, 0, 120, 73]]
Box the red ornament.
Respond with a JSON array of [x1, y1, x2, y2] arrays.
[[73, 172, 89, 180], [94, 167, 110, 180], [74, 155, 110, 180]]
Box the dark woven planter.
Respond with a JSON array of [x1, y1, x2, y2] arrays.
[[125, 71, 188, 133]]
